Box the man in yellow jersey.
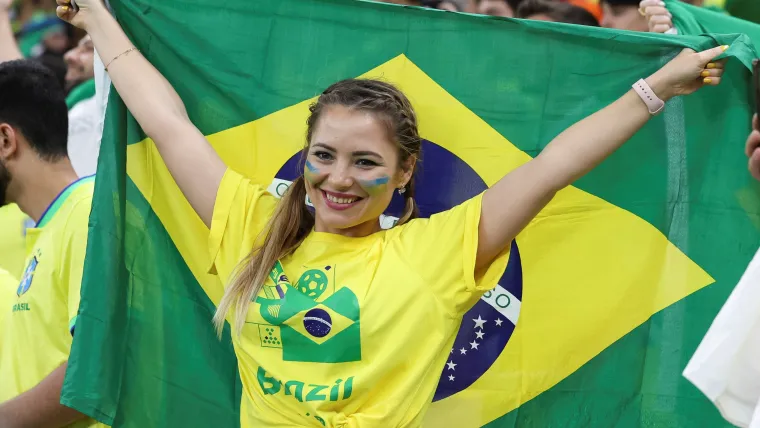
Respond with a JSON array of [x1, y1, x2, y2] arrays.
[[0, 59, 104, 428]]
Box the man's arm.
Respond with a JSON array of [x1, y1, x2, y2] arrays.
[[0, 0, 23, 62], [0, 362, 88, 428]]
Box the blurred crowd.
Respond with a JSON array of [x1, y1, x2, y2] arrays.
[[380, 0, 723, 29]]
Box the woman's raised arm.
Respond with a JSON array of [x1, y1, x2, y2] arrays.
[[57, 0, 225, 226], [476, 46, 728, 270]]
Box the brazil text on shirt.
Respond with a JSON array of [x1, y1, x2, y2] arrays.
[[0, 176, 107, 428], [208, 169, 512, 427]]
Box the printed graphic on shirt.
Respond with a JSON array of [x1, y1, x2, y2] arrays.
[[251, 261, 361, 363], [272, 140, 524, 401], [17, 254, 39, 297]]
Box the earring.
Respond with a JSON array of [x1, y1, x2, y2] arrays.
[[398, 187, 406, 195]]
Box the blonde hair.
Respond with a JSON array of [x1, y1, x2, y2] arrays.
[[213, 79, 422, 335]]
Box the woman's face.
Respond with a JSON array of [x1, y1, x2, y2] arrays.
[[305, 105, 413, 237]]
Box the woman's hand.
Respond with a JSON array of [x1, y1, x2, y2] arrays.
[[56, 0, 106, 30], [0, 0, 14, 12], [645, 45, 728, 101], [639, 0, 674, 33], [747, 114, 760, 181]]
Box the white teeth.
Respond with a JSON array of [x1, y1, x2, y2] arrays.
[[325, 193, 358, 204]]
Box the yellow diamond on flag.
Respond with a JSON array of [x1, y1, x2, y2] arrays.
[[126, 54, 714, 427]]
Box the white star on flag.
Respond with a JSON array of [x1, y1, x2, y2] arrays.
[[448, 375, 455, 381], [473, 315, 486, 329], [495, 318, 503, 326], [460, 347, 467, 355], [446, 361, 457, 370], [470, 340, 480, 350], [475, 330, 485, 339]]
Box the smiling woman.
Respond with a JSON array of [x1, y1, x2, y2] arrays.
[[57, 0, 731, 424]]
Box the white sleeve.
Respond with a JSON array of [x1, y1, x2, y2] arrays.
[[94, 49, 111, 142]]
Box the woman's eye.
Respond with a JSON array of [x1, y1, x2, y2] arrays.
[[356, 159, 378, 167], [314, 151, 332, 161]]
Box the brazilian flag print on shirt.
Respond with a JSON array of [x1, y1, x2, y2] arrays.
[[207, 169, 511, 427], [256, 261, 361, 364]]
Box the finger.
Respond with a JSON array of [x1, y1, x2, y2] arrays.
[[652, 24, 673, 33], [639, 0, 666, 7], [697, 45, 729, 64], [705, 59, 727, 70], [649, 15, 672, 26], [753, 114, 758, 132], [56, 0, 70, 7], [746, 129, 760, 158], [701, 76, 721, 86], [748, 145, 760, 180], [700, 68, 724, 78], [644, 6, 671, 17], [638, 0, 665, 14], [55, 5, 75, 21], [749, 147, 760, 181]]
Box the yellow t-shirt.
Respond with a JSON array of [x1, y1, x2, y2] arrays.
[[0, 268, 17, 327], [0, 177, 106, 428], [0, 204, 31, 278], [208, 169, 511, 428]]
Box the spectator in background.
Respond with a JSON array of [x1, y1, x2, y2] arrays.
[[10, 0, 64, 57], [0, 59, 101, 428], [0, 0, 101, 280], [0, 5, 100, 177], [600, 0, 648, 31], [476, 0, 522, 17], [516, 0, 600, 25], [566, 0, 602, 22], [63, 35, 99, 177], [377, 0, 424, 4], [421, 0, 466, 11]]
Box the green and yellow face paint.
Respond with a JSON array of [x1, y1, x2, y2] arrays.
[[357, 175, 390, 196], [304, 159, 322, 185]]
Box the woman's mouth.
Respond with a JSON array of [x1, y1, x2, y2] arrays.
[[321, 190, 362, 211]]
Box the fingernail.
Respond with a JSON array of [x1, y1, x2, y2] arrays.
[[722, 45, 729, 51], [703, 77, 712, 84], [701, 70, 710, 77], [707, 63, 716, 69]]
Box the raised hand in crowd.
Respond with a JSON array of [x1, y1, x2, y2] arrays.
[[639, 0, 675, 33]]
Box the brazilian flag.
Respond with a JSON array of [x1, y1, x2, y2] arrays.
[[62, 0, 760, 426]]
